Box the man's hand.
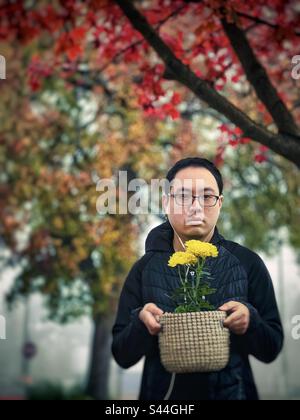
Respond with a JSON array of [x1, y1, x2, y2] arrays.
[[139, 303, 164, 336], [219, 301, 250, 336]]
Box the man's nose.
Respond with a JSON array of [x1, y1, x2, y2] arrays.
[[189, 196, 204, 213]]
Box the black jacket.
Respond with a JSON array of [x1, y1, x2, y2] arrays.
[[111, 221, 284, 400]]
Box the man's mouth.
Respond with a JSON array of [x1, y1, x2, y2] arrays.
[[186, 219, 205, 226]]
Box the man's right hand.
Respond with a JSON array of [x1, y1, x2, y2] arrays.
[[139, 303, 164, 336]]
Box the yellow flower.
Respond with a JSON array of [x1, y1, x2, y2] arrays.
[[168, 251, 198, 268], [185, 240, 219, 258]]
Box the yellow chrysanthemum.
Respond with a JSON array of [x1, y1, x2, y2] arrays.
[[185, 240, 219, 258], [168, 251, 198, 268]]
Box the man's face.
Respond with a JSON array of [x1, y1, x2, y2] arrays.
[[163, 167, 223, 240]]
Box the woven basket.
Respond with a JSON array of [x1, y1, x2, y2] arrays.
[[158, 311, 230, 374]]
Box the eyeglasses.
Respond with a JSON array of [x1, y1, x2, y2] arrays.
[[168, 193, 221, 208]]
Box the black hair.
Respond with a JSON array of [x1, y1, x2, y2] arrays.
[[165, 157, 223, 195]]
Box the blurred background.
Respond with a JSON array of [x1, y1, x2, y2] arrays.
[[0, 0, 300, 400]]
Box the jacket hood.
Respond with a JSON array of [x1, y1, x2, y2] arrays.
[[145, 220, 224, 253]]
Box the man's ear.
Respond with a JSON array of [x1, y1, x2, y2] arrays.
[[219, 195, 224, 209]]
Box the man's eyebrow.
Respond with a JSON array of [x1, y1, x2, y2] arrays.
[[171, 187, 217, 194], [204, 187, 216, 193]]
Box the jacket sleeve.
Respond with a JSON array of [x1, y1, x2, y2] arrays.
[[236, 250, 284, 364], [111, 254, 155, 369]]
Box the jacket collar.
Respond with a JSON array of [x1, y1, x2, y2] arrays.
[[145, 220, 224, 253]]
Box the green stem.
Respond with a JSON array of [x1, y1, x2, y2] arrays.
[[196, 258, 205, 289], [178, 266, 188, 304]]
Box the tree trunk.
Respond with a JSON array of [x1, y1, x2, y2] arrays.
[[86, 314, 114, 400]]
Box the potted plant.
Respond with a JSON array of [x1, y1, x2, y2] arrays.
[[158, 240, 230, 374]]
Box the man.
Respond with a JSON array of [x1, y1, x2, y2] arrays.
[[111, 157, 284, 400]]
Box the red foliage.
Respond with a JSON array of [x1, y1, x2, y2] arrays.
[[28, 55, 53, 92], [55, 26, 88, 61], [1, 0, 300, 158]]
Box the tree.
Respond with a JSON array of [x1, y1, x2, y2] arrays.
[[219, 147, 300, 256], [114, 0, 300, 167], [0, 39, 165, 399], [1, 0, 300, 166]]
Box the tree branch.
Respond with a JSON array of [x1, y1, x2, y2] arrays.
[[236, 12, 300, 37], [114, 0, 300, 168], [221, 16, 300, 138], [98, 4, 187, 74]]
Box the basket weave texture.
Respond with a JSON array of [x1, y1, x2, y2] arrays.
[[158, 311, 230, 374]]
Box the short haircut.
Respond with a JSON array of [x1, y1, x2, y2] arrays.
[[165, 157, 223, 195]]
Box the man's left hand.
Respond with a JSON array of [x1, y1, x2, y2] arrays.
[[219, 301, 250, 336]]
